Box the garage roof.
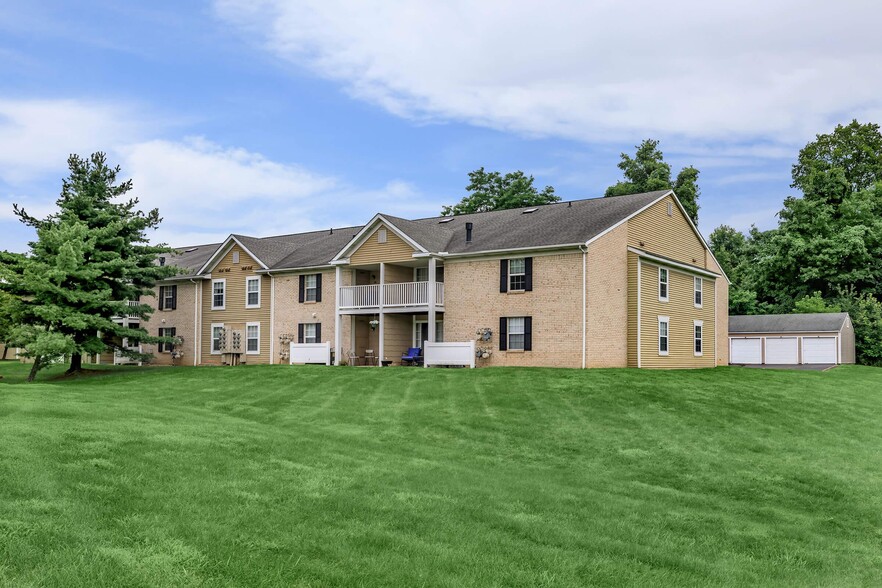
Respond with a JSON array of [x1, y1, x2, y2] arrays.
[[729, 313, 849, 334]]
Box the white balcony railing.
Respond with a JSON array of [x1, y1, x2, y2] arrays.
[[339, 281, 444, 310]]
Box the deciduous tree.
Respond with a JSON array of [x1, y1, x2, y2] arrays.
[[441, 168, 559, 215]]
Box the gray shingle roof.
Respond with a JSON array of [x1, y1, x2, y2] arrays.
[[164, 243, 222, 279], [174, 190, 678, 273], [381, 190, 671, 255], [729, 313, 849, 334]]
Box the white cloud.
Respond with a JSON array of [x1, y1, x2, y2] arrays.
[[214, 0, 882, 147], [0, 99, 146, 183]]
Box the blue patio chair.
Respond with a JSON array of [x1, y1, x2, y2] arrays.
[[401, 347, 422, 366]]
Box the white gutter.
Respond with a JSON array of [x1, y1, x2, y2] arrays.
[[439, 243, 583, 260], [256, 264, 334, 274], [579, 244, 588, 369]]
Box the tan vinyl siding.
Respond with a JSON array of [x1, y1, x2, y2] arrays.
[[382, 314, 413, 365], [200, 244, 271, 365], [628, 194, 707, 267], [627, 252, 639, 367], [350, 224, 416, 265], [639, 261, 716, 368]]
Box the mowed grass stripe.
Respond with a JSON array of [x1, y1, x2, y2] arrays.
[[1, 361, 881, 586]]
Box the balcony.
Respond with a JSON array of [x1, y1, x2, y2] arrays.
[[339, 281, 444, 312]]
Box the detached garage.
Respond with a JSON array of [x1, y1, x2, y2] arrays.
[[729, 313, 855, 365]]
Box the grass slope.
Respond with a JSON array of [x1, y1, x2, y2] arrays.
[[1, 362, 881, 587]]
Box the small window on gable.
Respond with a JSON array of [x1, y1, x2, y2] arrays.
[[378, 228, 387, 244], [667, 202, 673, 216], [658, 267, 669, 302], [233, 251, 240, 264]]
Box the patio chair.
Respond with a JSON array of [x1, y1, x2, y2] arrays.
[[347, 350, 360, 366], [364, 349, 376, 366], [401, 347, 422, 366]]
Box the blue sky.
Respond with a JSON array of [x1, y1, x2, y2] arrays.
[[1, 0, 880, 251]]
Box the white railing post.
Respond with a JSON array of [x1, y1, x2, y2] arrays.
[[378, 263, 384, 366], [334, 266, 342, 366]]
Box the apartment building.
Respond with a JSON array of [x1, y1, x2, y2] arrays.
[[140, 190, 729, 369]]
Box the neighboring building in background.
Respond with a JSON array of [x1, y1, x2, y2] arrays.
[[729, 313, 855, 365], [128, 189, 728, 369]]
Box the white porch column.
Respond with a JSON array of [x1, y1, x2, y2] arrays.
[[334, 265, 342, 365], [427, 257, 437, 345], [378, 262, 385, 366]]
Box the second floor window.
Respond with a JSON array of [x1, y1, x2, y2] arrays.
[[212, 280, 225, 310], [158, 285, 177, 310], [694, 277, 703, 307], [246, 277, 260, 308], [500, 257, 532, 293], [659, 268, 669, 301], [299, 273, 322, 303]]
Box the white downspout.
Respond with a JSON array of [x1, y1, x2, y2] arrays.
[[268, 272, 275, 364], [579, 244, 588, 369], [189, 278, 199, 366]]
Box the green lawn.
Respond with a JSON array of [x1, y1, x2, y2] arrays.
[[1, 361, 881, 587]]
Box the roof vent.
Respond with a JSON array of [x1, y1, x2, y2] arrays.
[[568, 202, 572, 208], [184, 247, 197, 253], [329, 227, 333, 234], [523, 208, 539, 214], [438, 217, 454, 224], [465, 222, 473, 243], [158, 256, 166, 266]]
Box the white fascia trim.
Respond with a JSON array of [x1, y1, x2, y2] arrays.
[[331, 214, 427, 262], [584, 191, 672, 247], [196, 236, 269, 275], [439, 243, 583, 260], [245, 276, 261, 309], [628, 247, 721, 279], [245, 321, 260, 355], [256, 264, 333, 274]]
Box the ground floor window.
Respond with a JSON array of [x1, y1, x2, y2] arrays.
[[298, 322, 321, 344], [158, 327, 176, 353], [694, 320, 703, 356], [499, 316, 532, 351], [211, 323, 224, 353], [246, 322, 260, 354], [658, 316, 669, 356]]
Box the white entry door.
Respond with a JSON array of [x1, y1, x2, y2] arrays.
[[765, 338, 798, 364], [730, 338, 762, 364], [802, 337, 837, 364]]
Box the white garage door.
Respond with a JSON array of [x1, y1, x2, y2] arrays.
[[731, 338, 762, 364], [765, 337, 798, 364], [802, 337, 837, 364]]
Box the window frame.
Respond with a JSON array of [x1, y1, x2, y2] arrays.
[[658, 267, 669, 302], [161, 285, 175, 311], [305, 274, 318, 302], [693, 320, 703, 357], [246, 322, 260, 355], [508, 316, 526, 351], [658, 316, 670, 356], [211, 323, 225, 354], [303, 323, 317, 344], [508, 258, 526, 292], [211, 279, 226, 310], [246, 276, 261, 309], [413, 319, 444, 347], [694, 276, 703, 308]]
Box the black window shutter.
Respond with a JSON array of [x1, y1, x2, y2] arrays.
[[158, 327, 164, 352], [171, 285, 177, 310], [499, 259, 508, 293], [298, 323, 304, 344], [158, 286, 165, 311], [298, 275, 305, 303], [315, 273, 322, 302], [524, 257, 533, 292], [315, 323, 322, 342], [169, 327, 176, 352], [499, 317, 507, 351], [524, 316, 533, 351]]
